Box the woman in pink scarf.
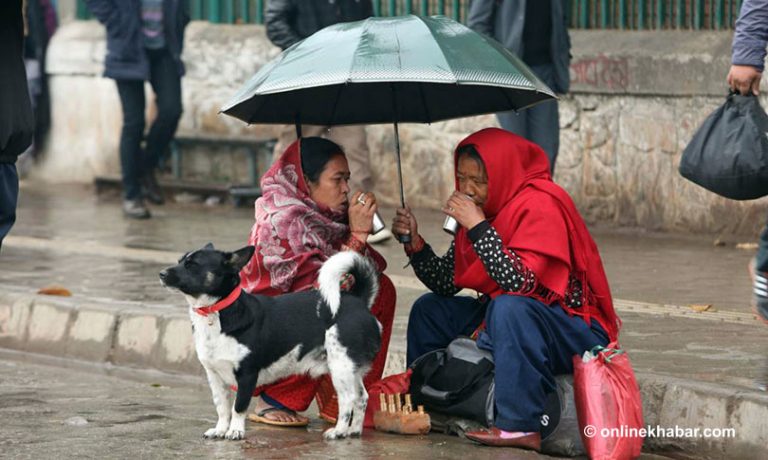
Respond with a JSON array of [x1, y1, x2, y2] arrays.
[[240, 137, 396, 426]]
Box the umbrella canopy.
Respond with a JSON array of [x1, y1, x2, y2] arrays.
[[221, 15, 555, 125]]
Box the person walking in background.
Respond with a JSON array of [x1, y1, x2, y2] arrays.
[[17, 0, 57, 177], [0, 0, 36, 252], [85, 0, 189, 219], [468, 0, 571, 174], [727, 0, 768, 390], [265, 0, 393, 243]]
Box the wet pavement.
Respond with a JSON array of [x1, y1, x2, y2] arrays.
[[2, 182, 759, 311], [3, 182, 768, 391], [0, 351, 681, 460], [2, 182, 768, 457]]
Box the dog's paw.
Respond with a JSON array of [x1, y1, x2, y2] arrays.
[[225, 429, 245, 441], [203, 427, 226, 439], [323, 427, 349, 441]]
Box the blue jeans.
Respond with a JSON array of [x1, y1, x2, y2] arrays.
[[407, 293, 608, 432], [0, 163, 19, 251], [496, 63, 560, 173]]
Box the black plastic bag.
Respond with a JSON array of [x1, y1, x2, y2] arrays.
[[679, 93, 768, 200]]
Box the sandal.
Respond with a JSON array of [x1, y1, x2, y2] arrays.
[[247, 407, 309, 427]]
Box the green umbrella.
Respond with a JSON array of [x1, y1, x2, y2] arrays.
[[221, 15, 555, 241]]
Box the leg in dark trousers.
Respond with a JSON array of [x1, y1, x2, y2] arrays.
[[755, 216, 768, 274], [756, 217, 768, 391], [523, 64, 559, 173], [496, 63, 560, 173], [115, 79, 146, 202], [406, 293, 486, 366], [0, 164, 19, 251], [144, 48, 182, 174], [753, 215, 768, 327], [476, 295, 608, 432]]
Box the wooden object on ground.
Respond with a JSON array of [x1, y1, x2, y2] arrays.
[[373, 393, 431, 435]]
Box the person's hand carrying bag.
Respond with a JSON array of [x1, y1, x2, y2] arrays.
[[679, 92, 768, 200]]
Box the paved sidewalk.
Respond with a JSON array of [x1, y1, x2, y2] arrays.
[[1, 182, 768, 457], [2, 351, 683, 460]]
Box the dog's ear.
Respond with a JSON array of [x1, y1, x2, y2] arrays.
[[226, 246, 256, 270], [204, 242, 215, 250]]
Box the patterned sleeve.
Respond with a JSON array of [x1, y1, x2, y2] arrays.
[[468, 221, 538, 294], [468, 222, 584, 307], [409, 241, 461, 296]]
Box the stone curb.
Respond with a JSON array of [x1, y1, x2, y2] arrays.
[[1, 291, 766, 458], [0, 291, 200, 375]]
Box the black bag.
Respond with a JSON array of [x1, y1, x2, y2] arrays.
[[409, 337, 496, 426], [679, 92, 768, 200], [408, 337, 578, 446]]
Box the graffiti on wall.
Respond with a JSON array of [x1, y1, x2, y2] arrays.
[[570, 55, 630, 90]]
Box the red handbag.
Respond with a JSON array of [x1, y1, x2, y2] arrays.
[[573, 342, 644, 460]]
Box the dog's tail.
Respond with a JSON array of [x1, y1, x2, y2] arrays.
[[317, 251, 379, 318]]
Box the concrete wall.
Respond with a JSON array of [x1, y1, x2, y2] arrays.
[[39, 21, 768, 235]]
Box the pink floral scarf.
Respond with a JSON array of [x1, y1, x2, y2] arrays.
[[240, 139, 373, 295]]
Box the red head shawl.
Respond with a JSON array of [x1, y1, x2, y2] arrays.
[[452, 128, 620, 341]]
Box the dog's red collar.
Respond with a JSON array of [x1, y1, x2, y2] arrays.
[[194, 286, 242, 317]]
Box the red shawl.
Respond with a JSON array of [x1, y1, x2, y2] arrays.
[[452, 128, 620, 341], [240, 139, 385, 295]]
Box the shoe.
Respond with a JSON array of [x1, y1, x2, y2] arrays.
[[140, 171, 165, 205], [464, 427, 541, 450], [123, 199, 151, 219], [754, 271, 768, 325], [367, 228, 393, 245]]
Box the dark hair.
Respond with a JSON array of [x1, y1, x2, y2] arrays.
[[300, 137, 345, 183], [456, 144, 486, 173]]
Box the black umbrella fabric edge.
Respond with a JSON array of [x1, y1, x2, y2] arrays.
[[221, 82, 554, 126]]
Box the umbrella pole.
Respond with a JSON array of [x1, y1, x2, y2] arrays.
[[393, 121, 411, 244]]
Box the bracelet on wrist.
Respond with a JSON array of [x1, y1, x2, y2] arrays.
[[343, 234, 367, 253]]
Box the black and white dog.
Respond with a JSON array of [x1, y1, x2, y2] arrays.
[[159, 243, 381, 441]]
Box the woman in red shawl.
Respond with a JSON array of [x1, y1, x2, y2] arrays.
[[240, 137, 396, 426], [393, 128, 620, 451]]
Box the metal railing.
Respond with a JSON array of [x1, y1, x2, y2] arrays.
[[571, 0, 745, 30], [184, 1, 469, 24], [76, 0, 746, 30]]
